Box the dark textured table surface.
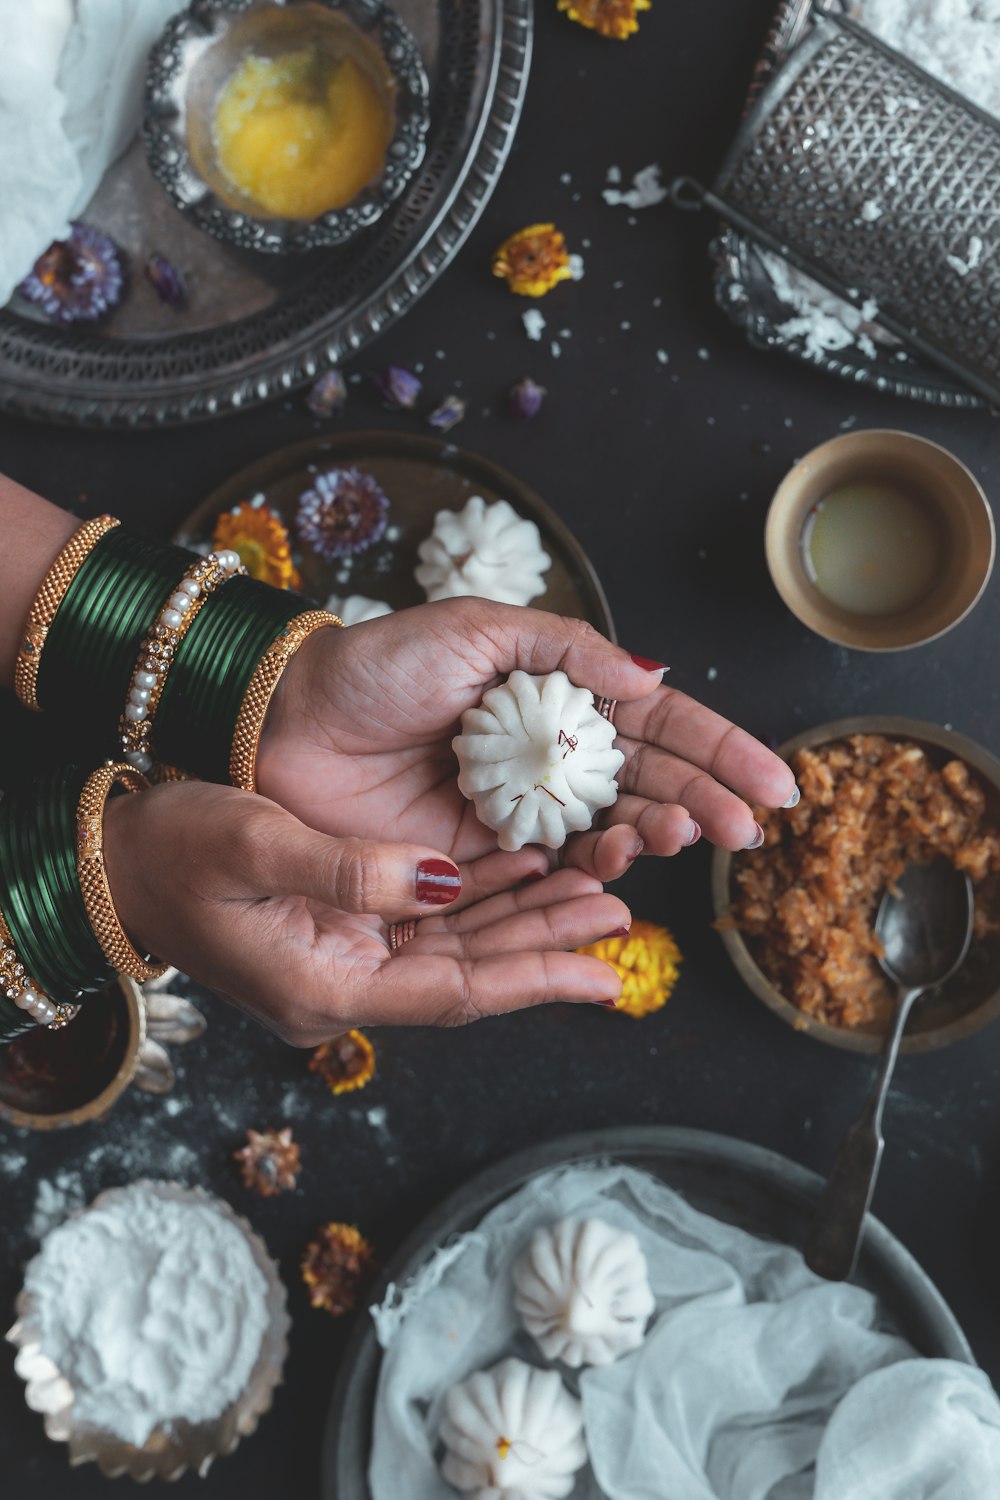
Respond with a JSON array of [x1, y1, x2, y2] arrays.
[[2, 2, 1000, 1495]]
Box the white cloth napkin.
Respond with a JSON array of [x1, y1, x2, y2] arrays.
[[0, 0, 186, 309], [368, 1161, 1000, 1500]]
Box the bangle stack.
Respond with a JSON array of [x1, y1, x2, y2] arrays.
[[76, 763, 167, 983], [0, 909, 78, 1031]]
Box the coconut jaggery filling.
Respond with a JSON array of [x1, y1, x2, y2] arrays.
[[731, 735, 1000, 1029]]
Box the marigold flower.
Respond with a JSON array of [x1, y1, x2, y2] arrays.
[[212, 500, 301, 589], [557, 0, 651, 40], [577, 919, 682, 1017], [309, 1029, 376, 1095], [492, 224, 573, 298], [234, 1126, 301, 1196], [302, 1223, 377, 1315]]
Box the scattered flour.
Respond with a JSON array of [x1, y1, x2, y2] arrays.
[[568, 253, 585, 281], [522, 308, 545, 341], [602, 163, 667, 209], [550, 340, 561, 358], [946, 235, 985, 276], [656, 349, 669, 365], [759, 251, 895, 359], [28, 1169, 87, 1240], [860, 199, 883, 222]]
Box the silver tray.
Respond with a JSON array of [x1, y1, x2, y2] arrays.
[[0, 0, 531, 429], [712, 0, 985, 410], [320, 1125, 974, 1499]]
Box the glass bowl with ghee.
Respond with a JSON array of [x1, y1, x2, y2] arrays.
[[143, 0, 430, 253], [765, 429, 995, 652]]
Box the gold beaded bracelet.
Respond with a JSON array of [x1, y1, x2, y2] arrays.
[[119, 548, 246, 774], [76, 763, 168, 983], [0, 909, 79, 1030], [15, 515, 120, 712], [229, 610, 343, 793]]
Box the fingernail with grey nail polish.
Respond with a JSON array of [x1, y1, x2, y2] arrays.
[[782, 785, 801, 809], [745, 822, 765, 850], [684, 821, 701, 846]]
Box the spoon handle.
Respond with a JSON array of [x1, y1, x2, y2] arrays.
[[804, 986, 923, 1282]]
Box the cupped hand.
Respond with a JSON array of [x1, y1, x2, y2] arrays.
[[256, 598, 796, 881], [104, 780, 629, 1045]]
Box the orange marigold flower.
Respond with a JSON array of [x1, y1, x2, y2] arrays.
[[302, 1223, 377, 1315], [557, 0, 651, 40], [309, 1029, 376, 1095], [233, 1126, 302, 1196], [492, 223, 573, 298], [212, 500, 301, 589], [577, 919, 682, 1017]]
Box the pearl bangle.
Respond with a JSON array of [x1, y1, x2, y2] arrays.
[[119, 550, 245, 774], [0, 910, 78, 1030]]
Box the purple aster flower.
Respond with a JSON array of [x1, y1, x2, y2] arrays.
[[18, 223, 124, 325], [427, 394, 466, 433], [507, 376, 546, 419], [306, 369, 348, 418], [373, 365, 422, 409], [296, 467, 390, 561], [145, 252, 187, 308]]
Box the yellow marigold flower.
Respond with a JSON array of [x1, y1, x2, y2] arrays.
[[577, 919, 682, 1017], [212, 499, 301, 589], [557, 0, 651, 39], [309, 1029, 376, 1095], [492, 223, 573, 297], [301, 1223, 377, 1316]]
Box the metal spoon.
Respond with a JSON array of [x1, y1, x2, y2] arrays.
[[805, 857, 974, 1282]]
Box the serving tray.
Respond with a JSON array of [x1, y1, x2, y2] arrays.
[[0, 0, 531, 428]]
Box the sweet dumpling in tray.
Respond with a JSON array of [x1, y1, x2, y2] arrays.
[[439, 1357, 586, 1499], [415, 495, 551, 606], [512, 1218, 655, 1368]]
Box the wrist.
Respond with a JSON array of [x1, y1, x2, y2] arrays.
[[255, 622, 341, 801]]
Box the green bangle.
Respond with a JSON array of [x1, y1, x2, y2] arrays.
[[37, 526, 195, 744], [156, 577, 307, 783], [0, 993, 35, 1045]]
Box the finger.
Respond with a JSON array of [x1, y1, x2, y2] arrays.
[[615, 685, 796, 809], [264, 826, 464, 918], [561, 823, 646, 883], [357, 950, 623, 1026], [411, 891, 631, 961], [615, 735, 766, 852], [599, 795, 701, 857], [463, 601, 669, 705], [419, 867, 603, 934], [448, 848, 550, 914]]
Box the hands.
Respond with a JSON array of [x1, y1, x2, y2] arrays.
[[256, 598, 796, 883], [104, 781, 629, 1045]]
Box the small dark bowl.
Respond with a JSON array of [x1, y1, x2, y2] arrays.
[[143, 0, 430, 254], [711, 716, 1000, 1055]]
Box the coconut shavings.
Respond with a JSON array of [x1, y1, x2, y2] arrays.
[[602, 163, 667, 209]]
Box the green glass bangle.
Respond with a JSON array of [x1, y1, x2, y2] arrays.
[[0, 767, 113, 1000], [156, 577, 306, 783], [37, 526, 195, 742], [0, 993, 35, 1045]]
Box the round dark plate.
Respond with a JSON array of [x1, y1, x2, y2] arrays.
[[320, 1125, 974, 1499], [0, 0, 531, 428], [179, 430, 616, 637]]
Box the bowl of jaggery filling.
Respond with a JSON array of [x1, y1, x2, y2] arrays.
[[712, 717, 1000, 1054]]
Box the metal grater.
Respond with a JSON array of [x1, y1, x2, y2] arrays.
[[672, 3, 1000, 407]]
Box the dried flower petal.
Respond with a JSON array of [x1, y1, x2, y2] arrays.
[[309, 1029, 376, 1094], [18, 222, 124, 324], [234, 1126, 301, 1196], [508, 377, 546, 419], [373, 365, 422, 409], [557, 0, 651, 40], [296, 467, 390, 561], [427, 394, 466, 433], [302, 1223, 377, 1315], [492, 224, 573, 298], [145, 252, 187, 307], [576, 919, 682, 1017], [307, 368, 348, 417], [213, 499, 301, 589]]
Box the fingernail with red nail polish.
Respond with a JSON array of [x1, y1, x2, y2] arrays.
[[416, 858, 462, 904], [521, 871, 547, 885], [745, 822, 765, 851], [602, 926, 631, 940], [684, 821, 701, 846], [595, 998, 620, 1009], [630, 654, 669, 672]]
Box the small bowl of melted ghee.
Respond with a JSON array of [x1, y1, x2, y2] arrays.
[[143, 0, 429, 253], [765, 429, 995, 651]]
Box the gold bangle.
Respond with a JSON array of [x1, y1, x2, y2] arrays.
[[76, 763, 168, 983], [15, 515, 120, 712], [0, 908, 79, 1030], [119, 548, 245, 773], [229, 610, 343, 793]]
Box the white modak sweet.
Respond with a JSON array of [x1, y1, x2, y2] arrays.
[[415, 495, 551, 605], [512, 1218, 655, 1368], [325, 592, 393, 625], [439, 1357, 587, 1500], [453, 670, 623, 851]]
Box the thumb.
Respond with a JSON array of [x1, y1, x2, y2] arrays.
[[267, 828, 462, 918]]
